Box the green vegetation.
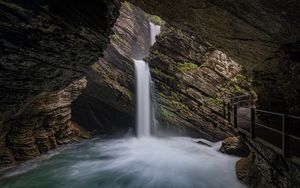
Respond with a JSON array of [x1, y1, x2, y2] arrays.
[[208, 97, 223, 105], [233, 84, 248, 94], [199, 64, 207, 68], [111, 34, 129, 46], [158, 105, 176, 122], [177, 62, 198, 72], [150, 50, 170, 61], [172, 100, 187, 111], [123, 1, 133, 12], [148, 15, 164, 26]]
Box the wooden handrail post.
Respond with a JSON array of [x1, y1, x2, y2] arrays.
[[250, 107, 256, 139], [233, 104, 238, 128], [227, 103, 231, 124], [282, 114, 287, 157]]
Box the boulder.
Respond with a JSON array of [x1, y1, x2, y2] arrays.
[[236, 153, 263, 187], [220, 136, 250, 157]]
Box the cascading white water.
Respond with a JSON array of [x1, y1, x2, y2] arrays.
[[134, 22, 161, 137], [134, 60, 152, 137], [150, 22, 161, 46]]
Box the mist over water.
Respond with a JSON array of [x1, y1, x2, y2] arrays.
[[0, 137, 244, 188]]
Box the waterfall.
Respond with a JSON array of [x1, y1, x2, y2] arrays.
[[134, 60, 152, 137], [150, 22, 161, 46], [134, 22, 161, 137]]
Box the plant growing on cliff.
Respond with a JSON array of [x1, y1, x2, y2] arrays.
[[178, 62, 198, 72], [158, 105, 176, 123], [123, 1, 133, 12], [147, 15, 164, 26], [208, 97, 223, 105]]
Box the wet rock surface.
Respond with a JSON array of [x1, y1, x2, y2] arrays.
[[220, 136, 250, 157], [236, 153, 262, 187], [146, 25, 253, 140]]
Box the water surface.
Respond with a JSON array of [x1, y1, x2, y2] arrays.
[[0, 136, 244, 188]]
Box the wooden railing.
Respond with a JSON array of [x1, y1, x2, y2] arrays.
[[222, 94, 300, 164]]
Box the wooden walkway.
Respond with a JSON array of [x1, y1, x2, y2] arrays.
[[222, 95, 300, 164]]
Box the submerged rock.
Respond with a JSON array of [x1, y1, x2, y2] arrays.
[[220, 136, 250, 157], [0, 147, 15, 167], [196, 140, 212, 147]]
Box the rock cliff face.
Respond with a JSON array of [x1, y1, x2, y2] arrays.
[[0, 0, 121, 167], [0, 78, 90, 167], [146, 25, 253, 140], [128, 0, 300, 114]]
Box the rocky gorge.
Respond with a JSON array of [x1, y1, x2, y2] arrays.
[[0, 0, 300, 188]]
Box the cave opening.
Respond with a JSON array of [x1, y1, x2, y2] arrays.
[[0, 0, 300, 187]]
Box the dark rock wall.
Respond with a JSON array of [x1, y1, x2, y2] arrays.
[[146, 25, 254, 140], [128, 0, 300, 114], [0, 0, 121, 167], [0, 0, 121, 126]]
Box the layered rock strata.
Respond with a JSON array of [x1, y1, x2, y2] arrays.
[[146, 25, 253, 140], [0, 78, 89, 167]]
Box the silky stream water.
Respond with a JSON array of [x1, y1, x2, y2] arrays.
[[0, 136, 244, 188]]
